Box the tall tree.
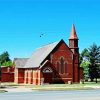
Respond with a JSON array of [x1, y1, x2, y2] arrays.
[[81, 48, 90, 60], [80, 48, 90, 80], [88, 43, 100, 83]]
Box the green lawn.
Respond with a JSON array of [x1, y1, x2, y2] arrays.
[[31, 84, 90, 90], [31, 82, 100, 90], [0, 82, 100, 91]]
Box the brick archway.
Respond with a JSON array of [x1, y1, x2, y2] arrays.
[[42, 67, 53, 84]]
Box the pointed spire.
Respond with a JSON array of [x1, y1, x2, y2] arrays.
[[69, 24, 78, 39]]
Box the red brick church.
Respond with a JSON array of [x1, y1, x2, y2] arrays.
[[14, 24, 83, 85]]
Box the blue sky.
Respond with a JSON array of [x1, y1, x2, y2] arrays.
[[0, 0, 100, 60]]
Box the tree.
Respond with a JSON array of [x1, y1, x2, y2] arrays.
[[80, 61, 90, 81], [81, 48, 90, 60], [0, 51, 11, 65], [79, 48, 90, 65], [0, 51, 12, 87], [80, 48, 90, 81], [2, 61, 13, 67], [88, 43, 100, 83], [79, 53, 83, 65]]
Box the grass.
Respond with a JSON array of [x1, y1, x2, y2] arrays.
[[31, 81, 100, 90], [0, 82, 100, 91], [31, 84, 91, 90]]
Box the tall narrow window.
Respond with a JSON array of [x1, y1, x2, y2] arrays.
[[57, 62, 60, 73], [65, 62, 67, 73], [60, 57, 64, 74]]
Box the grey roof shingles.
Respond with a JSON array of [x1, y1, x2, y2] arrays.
[[14, 40, 62, 68], [24, 41, 60, 68], [14, 58, 29, 68]]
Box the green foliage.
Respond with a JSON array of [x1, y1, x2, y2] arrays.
[[0, 51, 10, 65], [88, 43, 100, 82], [79, 53, 83, 65], [2, 61, 13, 67], [80, 44, 100, 82], [79, 48, 89, 64], [80, 61, 90, 80], [0, 51, 13, 67], [89, 43, 100, 64], [80, 49, 90, 81], [81, 48, 89, 58]]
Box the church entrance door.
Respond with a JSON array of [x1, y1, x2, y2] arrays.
[[42, 67, 53, 84]]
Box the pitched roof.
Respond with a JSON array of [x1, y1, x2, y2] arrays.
[[24, 41, 60, 68], [14, 58, 29, 68], [69, 24, 78, 39]]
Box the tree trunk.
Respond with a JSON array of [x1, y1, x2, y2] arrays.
[[91, 78, 93, 82], [96, 78, 97, 83]]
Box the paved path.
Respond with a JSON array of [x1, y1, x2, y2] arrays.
[[3, 87, 33, 93], [0, 89, 100, 100]]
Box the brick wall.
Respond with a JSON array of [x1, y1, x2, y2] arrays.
[[1, 66, 14, 82]]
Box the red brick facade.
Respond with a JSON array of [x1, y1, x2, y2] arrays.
[[14, 24, 83, 85], [0, 66, 14, 82], [0, 24, 83, 84]]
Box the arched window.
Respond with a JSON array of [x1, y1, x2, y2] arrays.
[[65, 62, 67, 73], [57, 62, 60, 72], [60, 57, 64, 74], [43, 67, 53, 73]]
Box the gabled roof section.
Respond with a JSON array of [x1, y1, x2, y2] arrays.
[[69, 24, 78, 39], [39, 60, 49, 69], [24, 40, 61, 68], [14, 58, 29, 68]]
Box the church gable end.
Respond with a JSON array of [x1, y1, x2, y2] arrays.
[[49, 40, 74, 83]]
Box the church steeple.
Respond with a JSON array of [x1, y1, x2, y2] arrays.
[[69, 24, 79, 54], [69, 24, 78, 40], [69, 24, 79, 83]]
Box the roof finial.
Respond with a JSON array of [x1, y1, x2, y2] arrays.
[[69, 24, 78, 39]]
